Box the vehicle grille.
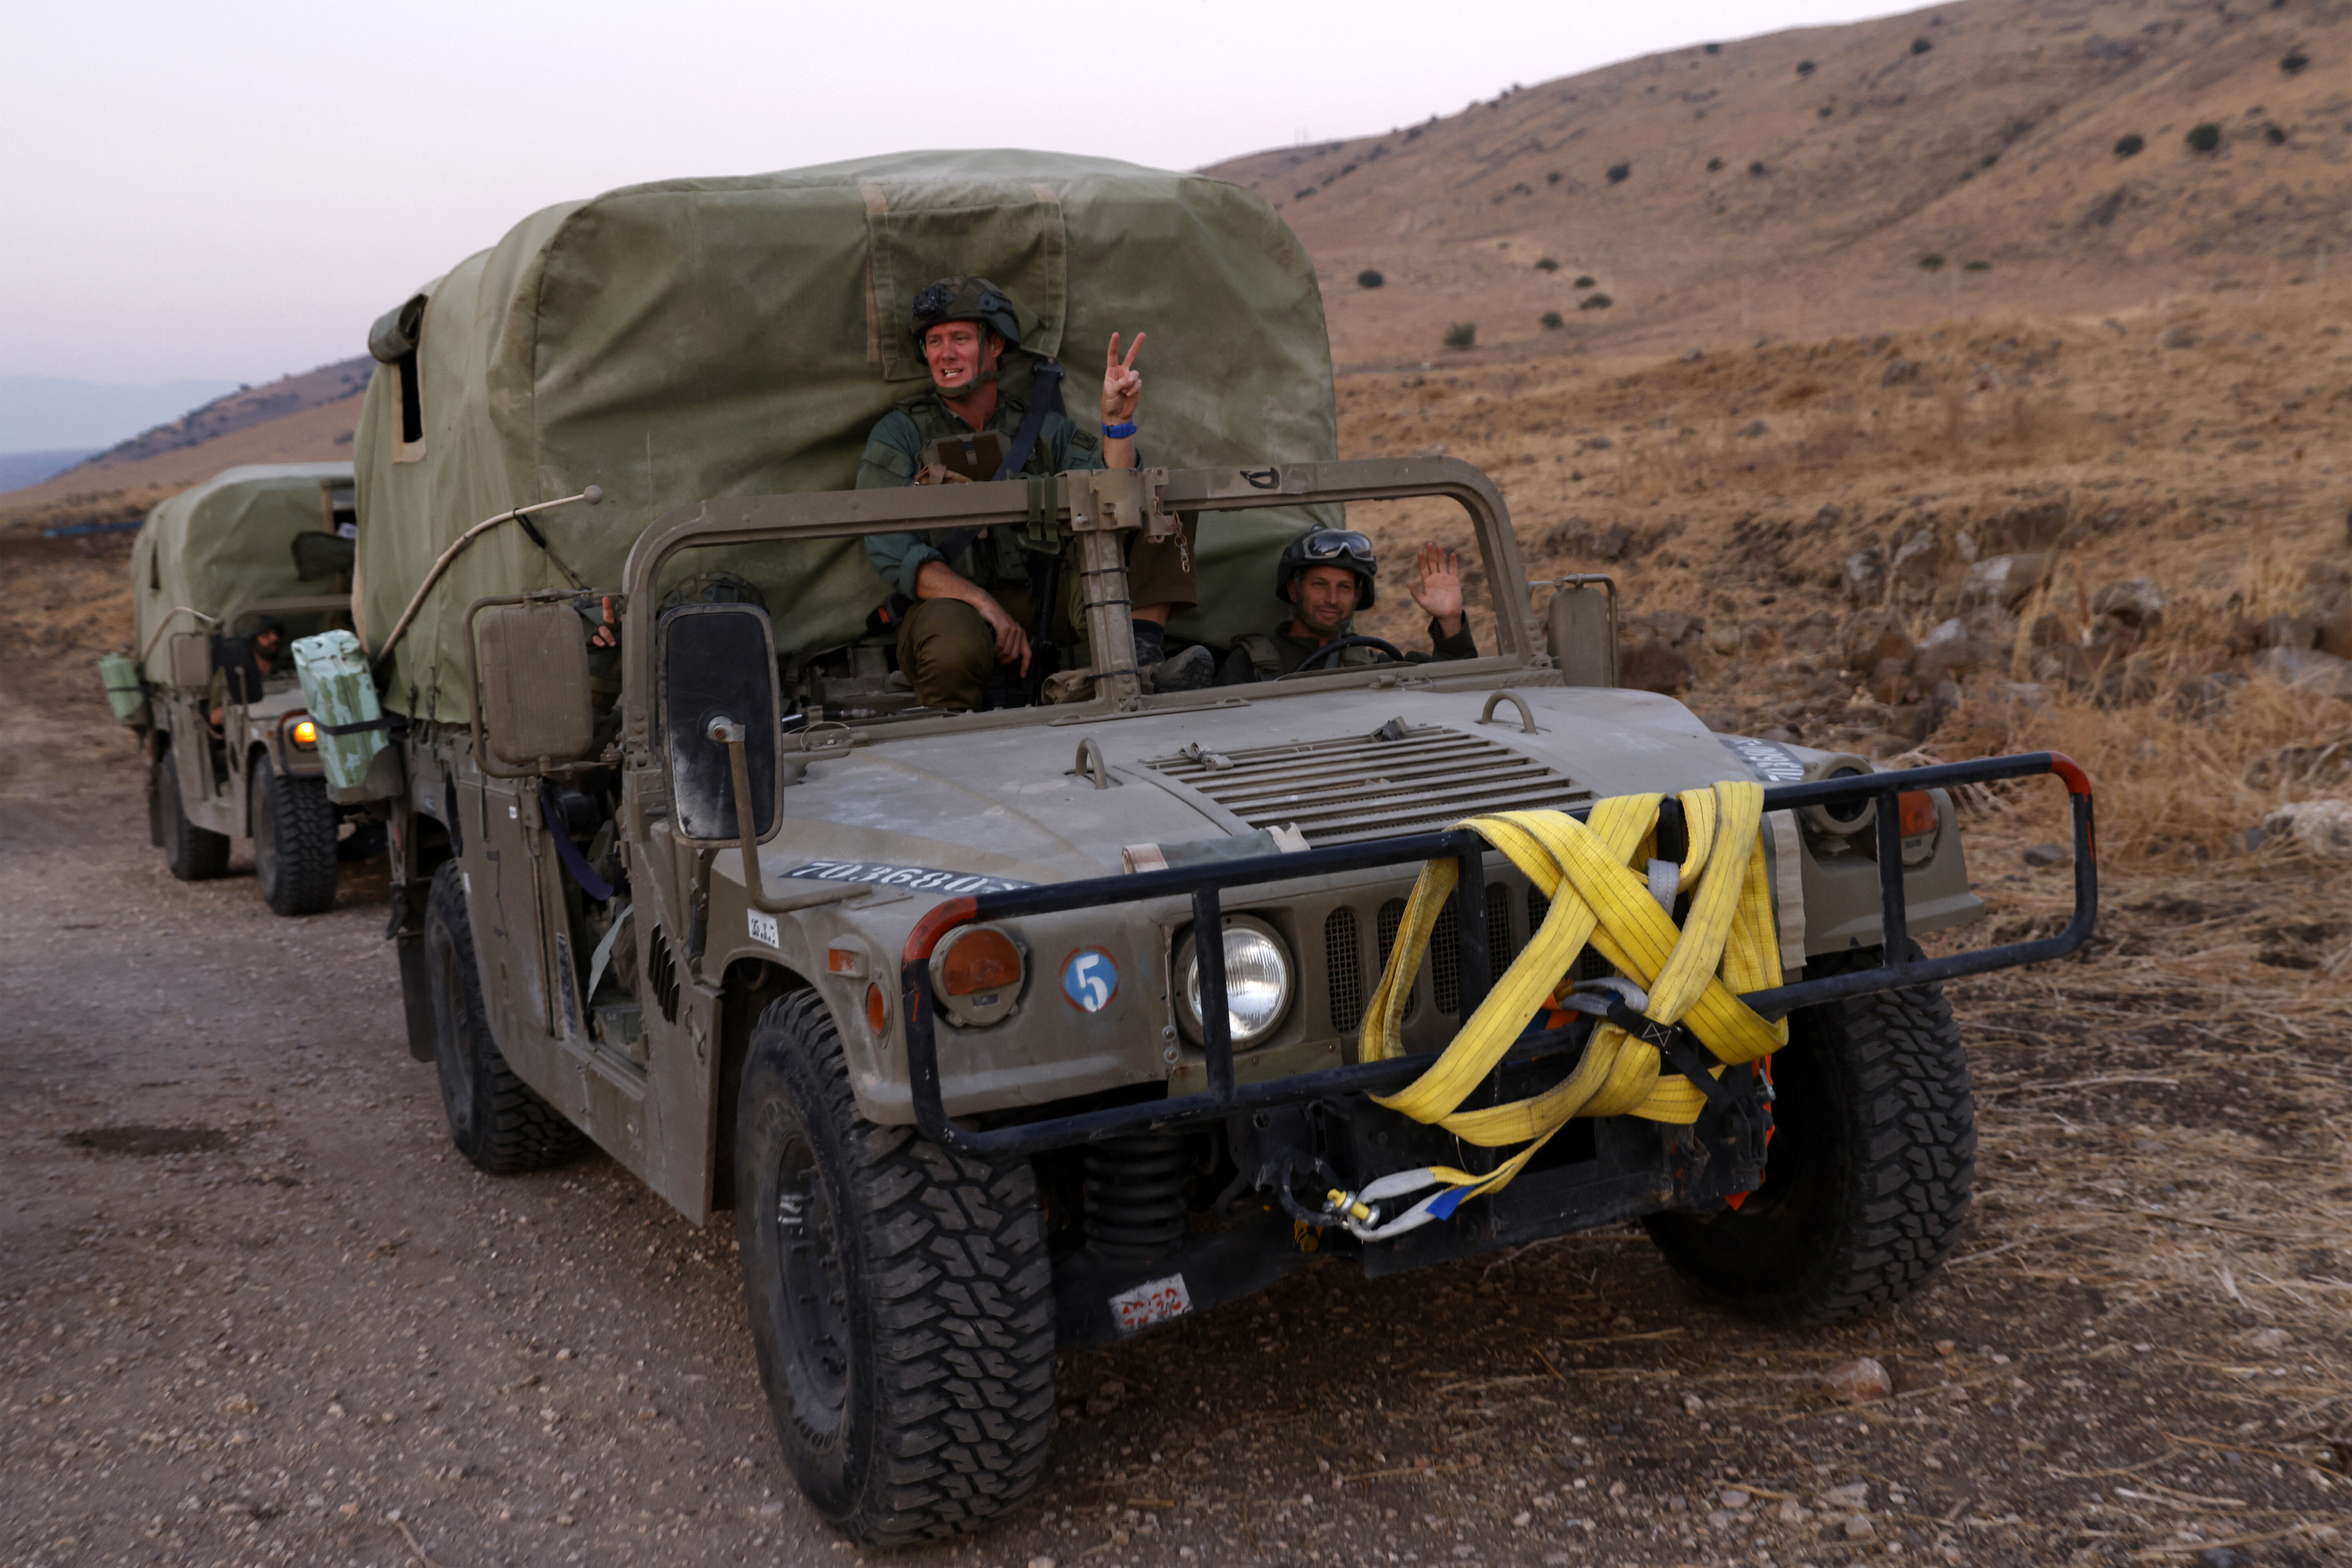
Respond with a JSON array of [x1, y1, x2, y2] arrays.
[[1325, 907, 1363, 1033], [1143, 724, 1595, 847]]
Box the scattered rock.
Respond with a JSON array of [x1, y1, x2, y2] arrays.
[[1620, 642, 1692, 695], [1719, 1488, 1750, 1510], [2249, 1327, 2290, 1350], [1738, 419, 1768, 437], [1920, 617, 1968, 648], [1889, 529, 1942, 594], [2162, 326, 2196, 349], [1914, 637, 2000, 687], [2262, 799, 2352, 860], [1704, 623, 1743, 655], [2024, 843, 2071, 867], [1841, 546, 1887, 604], [1681, 348, 1703, 363], [2092, 580, 2165, 630], [2178, 671, 2245, 717], [1868, 655, 1909, 706], [1823, 1481, 1871, 1510], [1962, 552, 2052, 612], [1843, 1514, 1878, 1539], [1816, 502, 1845, 527], [1821, 1357, 1892, 1404], [1592, 523, 1635, 562], [1842, 608, 1914, 672], [2253, 645, 2352, 696], [1774, 1499, 1814, 1524], [1913, 677, 1962, 739], [1881, 357, 1921, 386]]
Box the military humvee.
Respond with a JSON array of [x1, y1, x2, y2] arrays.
[[120, 463, 368, 915], [348, 155, 2096, 1546]]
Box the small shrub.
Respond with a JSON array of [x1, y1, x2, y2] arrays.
[[1339, 162, 1356, 176], [1405, 125, 1423, 141], [1606, 162, 1630, 184], [1706, 156, 1724, 172], [1356, 269, 1385, 289], [1546, 170, 1561, 184], [1579, 293, 1613, 310], [2281, 49, 2308, 73], [1443, 322, 1477, 350], [1294, 188, 1316, 200], [2114, 132, 2145, 157], [1920, 253, 1945, 270], [1573, 274, 1596, 288], [1704, 42, 1720, 55], [1749, 160, 1767, 176], [1981, 151, 1999, 167], [1963, 260, 1991, 271], [1911, 36, 1933, 54], [1797, 59, 1815, 76], [2186, 122, 2222, 152], [1535, 257, 1560, 271], [2265, 123, 2287, 145], [1540, 311, 1565, 330]]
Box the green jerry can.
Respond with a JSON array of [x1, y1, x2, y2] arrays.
[[292, 630, 391, 796], [97, 649, 147, 726]]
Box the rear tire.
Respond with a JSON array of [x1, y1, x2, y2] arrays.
[[735, 990, 1054, 1546], [424, 862, 584, 1174], [1642, 944, 1975, 1325], [253, 755, 339, 916], [160, 754, 230, 882]]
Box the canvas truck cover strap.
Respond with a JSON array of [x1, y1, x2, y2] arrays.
[[352, 149, 1340, 722]]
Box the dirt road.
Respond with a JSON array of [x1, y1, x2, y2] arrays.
[[5, 672, 2350, 1568]]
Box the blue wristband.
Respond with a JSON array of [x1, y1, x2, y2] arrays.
[[1102, 420, 1137, 439]]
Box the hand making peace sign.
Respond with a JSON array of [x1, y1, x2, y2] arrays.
[[1102, 331, 1146, 425]]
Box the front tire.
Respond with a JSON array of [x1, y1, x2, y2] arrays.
[[160, 754, 230, 882], [423, 862, 583, 1174], [1642, 945, 1975, 1325], [253, 755, 339, 916], [735, 991, 1054, 1546]]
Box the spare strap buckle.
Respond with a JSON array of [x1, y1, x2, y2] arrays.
[[1602, 998, 1733, 1108]]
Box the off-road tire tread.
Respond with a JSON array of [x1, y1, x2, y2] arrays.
[[426, 863, 586, 1174], [742, 990, 1054, 1546], [1645, 944, 1974, 1326], [256, 757, 340, 916], [161, 755, 230, 882]]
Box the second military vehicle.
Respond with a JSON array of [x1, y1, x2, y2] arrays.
[[118, 463, 368, 915], [339, 153, 2098, 1546]]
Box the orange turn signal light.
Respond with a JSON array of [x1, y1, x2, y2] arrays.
[[1896, 790, 1938, 838], [940, 928, 1024, 996], [291, 718, 319, 747], [864, 983, 888, 1036]]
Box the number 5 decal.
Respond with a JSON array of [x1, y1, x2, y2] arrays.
[[1060, 948, 1119, 1013]]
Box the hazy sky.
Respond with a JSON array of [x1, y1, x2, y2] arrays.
[[2, 0, 1905, 388]]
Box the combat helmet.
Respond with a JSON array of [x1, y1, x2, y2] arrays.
[[1274, 529, 1378, 609], [909, 276, 1022, 352]]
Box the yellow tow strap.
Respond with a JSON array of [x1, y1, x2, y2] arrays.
[[1356, 779, 1789, 1210]]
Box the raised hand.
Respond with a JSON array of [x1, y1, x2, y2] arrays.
[[1102, 331, 1146, 425], [1407, 543, 1465, 637]]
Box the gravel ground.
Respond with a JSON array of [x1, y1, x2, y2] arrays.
[[5, 683, 2350, 1568]]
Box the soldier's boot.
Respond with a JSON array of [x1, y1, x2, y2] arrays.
[[1133, 619, 1214, 694]]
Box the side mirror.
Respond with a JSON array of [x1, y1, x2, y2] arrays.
[[660, 603, 781, 843], [467, 598, 597, 775], [168, 633, 212, 689], [1544, 576, 1619, 688]]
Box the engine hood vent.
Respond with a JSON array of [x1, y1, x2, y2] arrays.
[[1141, 722, 1593, 847]]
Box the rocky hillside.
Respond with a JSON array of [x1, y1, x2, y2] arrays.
[[1207, 0, 2352, 369], [1, 358, 370, 508]]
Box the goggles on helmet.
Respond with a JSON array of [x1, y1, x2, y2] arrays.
[[1297, 530, 1376, 565]]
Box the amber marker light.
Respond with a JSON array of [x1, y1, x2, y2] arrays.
[[1896, 790, 1938, 837], [291, 718, 319, 748], [939, 928, 1023, 996], [865, 983, 888, 1037]]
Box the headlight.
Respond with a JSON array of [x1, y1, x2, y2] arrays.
[[289, 717, 319, 748], [929, 923, 1026, 1028], [1176, 915, 1293, 1048]]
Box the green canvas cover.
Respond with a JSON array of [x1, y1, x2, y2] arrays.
[[352, 150, 1338, 722], [131, 463, 354, 686]]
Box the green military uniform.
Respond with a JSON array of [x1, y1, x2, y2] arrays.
[[859, 387, 1198, 710], [1213, 617, 1478, 685]]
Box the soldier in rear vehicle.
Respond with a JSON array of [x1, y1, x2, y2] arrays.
[[857, 277, 1214, 709], [1214, 530, 1478, 684], [207, 617, 287, 726]]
